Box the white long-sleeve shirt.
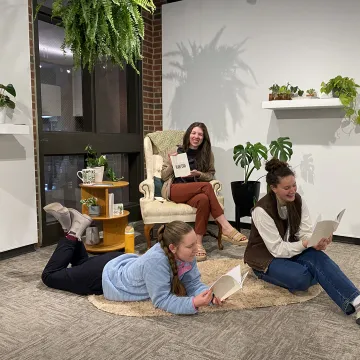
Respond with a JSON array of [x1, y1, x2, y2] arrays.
[[252, 200, 313, 258]]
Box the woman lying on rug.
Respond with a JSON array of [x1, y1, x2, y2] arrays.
[[244, 158, 360, 325], [41, 204, 221, 315], [162, 121, 248, 262]]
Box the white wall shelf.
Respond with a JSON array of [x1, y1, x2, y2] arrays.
[[262, 98, 343, 110], [0, 124, 30, 135]]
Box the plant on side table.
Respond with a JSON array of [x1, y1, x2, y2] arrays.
[[80, 197, 100, 216], [0, 83, 16, 124], [85, 145, 124, 182], [231, 137, 293, 226], [320, 75, 360, 124]]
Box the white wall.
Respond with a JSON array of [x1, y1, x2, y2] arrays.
[[162, 0, 360, 238], [0, 0, 38, 251]]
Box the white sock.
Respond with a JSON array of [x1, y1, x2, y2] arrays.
[[351, 295, 360, 309]]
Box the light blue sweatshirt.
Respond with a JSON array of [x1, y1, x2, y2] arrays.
[[102, 243, 208, 314]]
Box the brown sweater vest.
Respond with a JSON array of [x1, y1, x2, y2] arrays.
[[244, 192, 302, 272]]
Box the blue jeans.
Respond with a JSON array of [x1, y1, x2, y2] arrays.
[[253, 248, 359, 315]]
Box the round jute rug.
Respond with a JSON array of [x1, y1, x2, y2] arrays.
[[88, 258, 322, 317]]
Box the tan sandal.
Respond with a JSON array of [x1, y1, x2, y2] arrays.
[[195, 244, 207, 262], [222, 228, 248, 246]]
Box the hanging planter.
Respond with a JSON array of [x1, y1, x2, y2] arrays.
[[37, 0, 156, 72]]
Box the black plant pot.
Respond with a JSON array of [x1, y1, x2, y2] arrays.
[[231, 181, 261, 230]]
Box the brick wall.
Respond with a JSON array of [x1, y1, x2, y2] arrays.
[[28, 0, 41, 244], [142, 0, 167, 136]]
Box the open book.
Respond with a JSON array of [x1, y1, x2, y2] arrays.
[[210, 265, 249, 301], [170, 153, 191, 178], [307, 209, 346, 247]]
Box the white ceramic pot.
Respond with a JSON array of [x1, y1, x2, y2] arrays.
[[0, 107, 6, 124]]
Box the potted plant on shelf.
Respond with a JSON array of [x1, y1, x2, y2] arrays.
[[85, 145, 124, 182], [0, 84, 16, 124], [290, 85, 304, 99], [85, 145, 108, 182], [320, 75, 360, 124], [80, 197, 100, 216], [268, 84, 279, 101], [231, 137, 293, 223], [306, 88, 317, 98]]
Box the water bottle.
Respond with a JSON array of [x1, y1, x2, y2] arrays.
[[125, 224, 135, 253]]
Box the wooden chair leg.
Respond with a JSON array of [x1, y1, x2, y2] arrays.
[[144, 224, 155, 249], [216, 221, 224, 250]]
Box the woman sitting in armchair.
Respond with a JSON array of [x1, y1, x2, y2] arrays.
[[161, 122, 248, 261]]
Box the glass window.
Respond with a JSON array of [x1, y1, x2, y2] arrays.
[[104, 154, 130, 204], [95, 62, 128, 133], [43, 155, 84, 223], [38, 20, 85, 132]]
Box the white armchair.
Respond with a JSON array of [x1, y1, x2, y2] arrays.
[[139, 130, 225, 249]]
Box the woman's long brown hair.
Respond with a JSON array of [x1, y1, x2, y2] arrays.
[[182, 122, 212, 172]]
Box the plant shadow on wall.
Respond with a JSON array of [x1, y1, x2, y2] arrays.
[[163, 27, 257, 142], [299, 154, 315, 184]]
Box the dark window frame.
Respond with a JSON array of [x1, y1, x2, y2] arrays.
[[34, 1, 144, 245]]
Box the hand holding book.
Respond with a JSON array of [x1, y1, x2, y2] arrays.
[[306, 209, 345, 248]]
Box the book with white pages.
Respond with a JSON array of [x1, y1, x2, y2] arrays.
[[307, 209, 346, 247], [170, 153, 191, 178], [108, 193, 114, 217], [210, 265, 249, 301]]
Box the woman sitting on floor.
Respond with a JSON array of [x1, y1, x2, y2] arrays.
[[41, 203, 221, 315], [161, 122, 248, 262], [244, 158, 360, 325]]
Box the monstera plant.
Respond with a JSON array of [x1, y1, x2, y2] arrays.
[[231, 137, 293, 226], [36, 0, 156, 71]]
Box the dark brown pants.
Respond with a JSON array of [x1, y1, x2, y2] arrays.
[[170, 182, 224, 235]]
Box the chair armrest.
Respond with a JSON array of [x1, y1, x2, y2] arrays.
[[210, 180, 222, 196], [139, 179, 155, 200]]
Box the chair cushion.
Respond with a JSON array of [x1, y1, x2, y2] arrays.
[[142, 200, 197, 217], [154, 177, 164, 197]]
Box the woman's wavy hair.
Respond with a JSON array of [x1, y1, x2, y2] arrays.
[[265, 158, 300, 242], [157, 221, 194, 296], [182, 122, 212, 172]]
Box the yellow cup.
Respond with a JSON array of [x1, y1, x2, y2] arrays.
[[125, 225, 135, 253]]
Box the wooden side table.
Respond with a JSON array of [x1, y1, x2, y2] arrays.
[[79, 181, 133, 254]]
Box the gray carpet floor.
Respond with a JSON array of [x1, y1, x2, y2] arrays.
[[1, 223, 360, 360]]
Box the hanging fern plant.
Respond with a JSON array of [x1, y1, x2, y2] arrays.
[[37, 0, 155, 72]]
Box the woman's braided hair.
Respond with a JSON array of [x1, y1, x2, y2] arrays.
[[157, 221, 193, 296]]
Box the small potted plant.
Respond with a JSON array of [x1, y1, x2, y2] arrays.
[[320, 75, 360, 124], [0, 83, 16, 124], [290, 85, 304, 99], [80, 197, 100, 216], [306, 88, 317, 98], [85, 145, 109, 182], [268, 83, 279, 101]]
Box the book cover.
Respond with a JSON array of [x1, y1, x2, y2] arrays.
[[170, 153, 191, 178], [108, 193, 114, 217]]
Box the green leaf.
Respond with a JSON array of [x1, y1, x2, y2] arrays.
[[5, 84, 16, 97], [269, 137, 293, 162], [6, 99, 15, 109], [233, 141, 268, 181], [233, 144, 252, 168], [339, 94, 351, 107], [48, 0, 156, 71]]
